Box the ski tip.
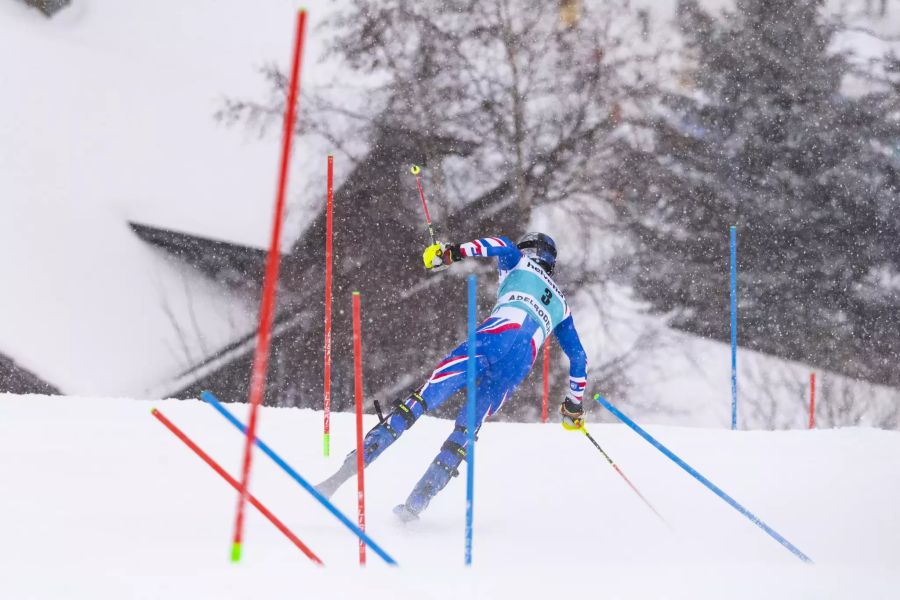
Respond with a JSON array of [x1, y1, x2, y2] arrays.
[[323, 433, 331, 457], [230, 542, 242, 563], [150, 408, 158, 415], [352, 291, 360, 296]]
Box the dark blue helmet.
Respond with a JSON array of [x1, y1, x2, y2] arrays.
[[517, 232, 557, 275]]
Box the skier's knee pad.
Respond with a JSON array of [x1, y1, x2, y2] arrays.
[[362, 421, 401, 465], [389, 392, 428, 432], [440, 439, 467, 465]]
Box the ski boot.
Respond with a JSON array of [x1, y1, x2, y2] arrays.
[[393, 425, 468, 522]]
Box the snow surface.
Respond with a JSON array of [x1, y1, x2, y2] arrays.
[[1, 394, 898, 598]]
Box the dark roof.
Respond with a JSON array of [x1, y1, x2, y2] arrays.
[[130, 222, 269, 293], [0, 353, 60, 395]]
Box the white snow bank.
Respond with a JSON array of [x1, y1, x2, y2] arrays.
[[1, 394, 898, 598]]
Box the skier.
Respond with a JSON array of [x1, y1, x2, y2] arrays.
[[316, 232, 588, 521]]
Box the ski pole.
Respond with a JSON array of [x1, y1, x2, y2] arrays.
[[411, 165, 437, 246], [581, 426, 671, 529]]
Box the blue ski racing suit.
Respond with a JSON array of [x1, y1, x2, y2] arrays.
[[316, 236, 588, 519]]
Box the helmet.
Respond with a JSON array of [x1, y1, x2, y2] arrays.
[[517, 232, 557, 275]]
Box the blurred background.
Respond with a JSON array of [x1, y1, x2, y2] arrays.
[[1, 0, 898, 430]]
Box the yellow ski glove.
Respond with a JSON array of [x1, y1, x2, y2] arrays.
[[423, 242, 456, 272], [423, 243, 446, 269]]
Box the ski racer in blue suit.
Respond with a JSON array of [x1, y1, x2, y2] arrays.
[[316, 232, 589, 521]]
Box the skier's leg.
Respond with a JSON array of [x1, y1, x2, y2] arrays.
[[394, 376, 501, 521], [316, 339, 481, 498], [393, 395, 493, 522], [395, 333, 535, 520]]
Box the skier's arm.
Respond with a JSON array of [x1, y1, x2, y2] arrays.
[[423, 236, 520, 271], [553, 315, 588, 429]]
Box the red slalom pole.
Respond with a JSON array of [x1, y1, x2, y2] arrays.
[[352, 292, 367, 565], [541, 339, 550, 423], [231, 9, 307, 563], [323, 155, 334, 457], [809, 372, 816, 429], [151, 409, 323, 565]]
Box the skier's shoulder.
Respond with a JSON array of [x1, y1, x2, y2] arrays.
[[519, 256, 566, 297]]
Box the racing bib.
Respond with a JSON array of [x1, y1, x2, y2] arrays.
[[495, 258, 569, 335]]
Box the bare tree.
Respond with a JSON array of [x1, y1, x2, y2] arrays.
[[214, 0, 674, 419]]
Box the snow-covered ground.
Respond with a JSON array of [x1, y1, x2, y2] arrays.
[[1, 394, 898, 598]]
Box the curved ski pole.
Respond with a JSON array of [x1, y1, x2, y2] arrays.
[[581, 426, 672, 530]]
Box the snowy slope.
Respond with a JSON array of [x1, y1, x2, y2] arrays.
[[1, 394, 899, 598]]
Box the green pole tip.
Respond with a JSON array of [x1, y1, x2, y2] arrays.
[[230, 542, 242, 562]]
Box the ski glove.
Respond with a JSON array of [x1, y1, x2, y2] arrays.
[[423, 242, 463, 271], [560, 397, 585, 431]]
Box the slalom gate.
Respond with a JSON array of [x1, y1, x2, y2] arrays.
[[150, 408, 322, 565], [595, 394, 813, 564], [730, 226, 739, 430], [231, 9, 307, 562], [352, 291, 367, 566], [464, 274, 477, 566], [200, 391, 398, 566]]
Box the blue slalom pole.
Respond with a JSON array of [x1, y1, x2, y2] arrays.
[[465, 274, 477, 566], [595, 394, 813, 564], [730, 226, 738, 430], [199, 391, 398, 566]]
